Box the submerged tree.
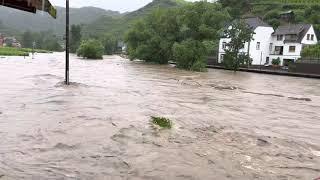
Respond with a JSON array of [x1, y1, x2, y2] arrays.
[[223, 20, 254, 71], [125, 1, 231, 71], [77, 39, 104, 59]]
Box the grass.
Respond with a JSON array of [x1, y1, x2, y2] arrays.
[[20, 48, 52, 53], [151, 116, 172, 129], [0, 47, 28, 56], [0, 47, 52, 56]]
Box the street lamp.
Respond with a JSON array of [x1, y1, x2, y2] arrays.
[[65, 0, 70, 85]]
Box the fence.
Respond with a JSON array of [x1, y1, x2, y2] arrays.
[[296, 58, 320, 64]]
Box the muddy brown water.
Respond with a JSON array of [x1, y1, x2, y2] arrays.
[[0, 53, 319, 179]]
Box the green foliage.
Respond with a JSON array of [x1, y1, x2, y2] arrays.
[[0, 47, 28, 56], [83, 0, 185, 38], [103, 34, 118, 55], [20, 30, 62, 52], [272, 57, 281, 65], [70, 25, 82, 53], [77, 39, 104, 59], [151, 116, 172, 129], [173, 39, 207, 71], [301, 45, 320, 58], [21, 31, 33, 48], [125, 8, 180, 64], [223, 20, 254, 71], [219, 0, 251, 18], [125, 1, 231, 70], [0, 47, 51, 56]]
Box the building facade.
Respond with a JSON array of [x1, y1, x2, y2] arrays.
[[269, 24, 318, 66], [218, 17, 318, 66]]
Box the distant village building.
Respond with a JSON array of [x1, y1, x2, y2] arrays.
[[3, 37, 21, 48], [218, 17, 318, 66]]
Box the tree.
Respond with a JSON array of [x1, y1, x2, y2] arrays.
[[70, 25, 82, 53], [223, 20, 254, 71], [103, 34, 118, 55], [21, 31, 34, 48], [77, 39, 104, 59], [125, 1, 231, 70], [125, 8, 180, 64], [173, 39, 207, 72]]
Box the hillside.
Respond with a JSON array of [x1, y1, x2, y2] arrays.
[[0, 6, 120, 35], [82, 0, 187, 38], [220, 0, 320, 37]]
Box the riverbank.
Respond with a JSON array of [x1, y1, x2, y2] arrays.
[[207, 64, 320, 79]]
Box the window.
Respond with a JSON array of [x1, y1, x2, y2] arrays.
[[289, 46, 296, 52], [222, 42, 227, 50], [307, 34, 310, 40], [256, 42, 260, 50], [220, 54, 225, 62], [277, 35, 283, 41], [311, 34, 314, 41]]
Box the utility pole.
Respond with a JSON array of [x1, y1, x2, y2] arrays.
[[65, 0, 70, 85]]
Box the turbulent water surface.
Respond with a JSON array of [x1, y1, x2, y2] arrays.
[[0, 53, 319, 179]]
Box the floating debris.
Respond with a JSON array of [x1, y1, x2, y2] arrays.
[[151, 116, 172, 129], [288, 97, 312, 102]]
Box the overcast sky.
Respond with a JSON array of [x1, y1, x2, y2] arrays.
[[50, 0, 201, 13]]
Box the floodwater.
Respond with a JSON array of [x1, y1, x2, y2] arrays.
[[0, 53, 319, 180]]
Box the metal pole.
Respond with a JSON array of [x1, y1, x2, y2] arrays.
[[65, 0, 70, 85]]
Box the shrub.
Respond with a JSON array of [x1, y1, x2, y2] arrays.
[[272, 57, 281, 66], [77, 39, 104, 59], [172, 39, 207, 72], [301, 44, 320, 58], [151, 116, 172, 129], [223, 52, 252, 70]]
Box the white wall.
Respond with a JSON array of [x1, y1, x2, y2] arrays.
[[218, 26, 274, 65], [248, 26, 274, 65], [301, 26, 318, 45]]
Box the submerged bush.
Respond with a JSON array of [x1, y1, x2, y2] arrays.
[[77, 39, 104, 59], [151, 116, 172, 129], [172, 39, 207, 72]]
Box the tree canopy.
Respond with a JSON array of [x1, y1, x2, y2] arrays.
[[125, 1, 231, 71]]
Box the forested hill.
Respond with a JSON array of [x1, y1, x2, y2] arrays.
[[0, 6, 120, 35], [220, 0, 320, 37], [82, 0, 188, 38]]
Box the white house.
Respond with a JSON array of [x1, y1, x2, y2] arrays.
[[218, 17, 274, 65], [269, 24, 318, 66], [218, 17, 318, 66]]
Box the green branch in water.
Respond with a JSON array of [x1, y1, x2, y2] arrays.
[[151, 116, 172, 129]]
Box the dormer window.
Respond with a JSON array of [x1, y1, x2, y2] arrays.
[[307, 34, 310, 40], [311, 34, 314, 41], [277, 35, 283, 41]]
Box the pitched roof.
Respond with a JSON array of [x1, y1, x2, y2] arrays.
[[243, 17, 271, 29], [273, 24, 312, 43], [273, 24, 311, 35]]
